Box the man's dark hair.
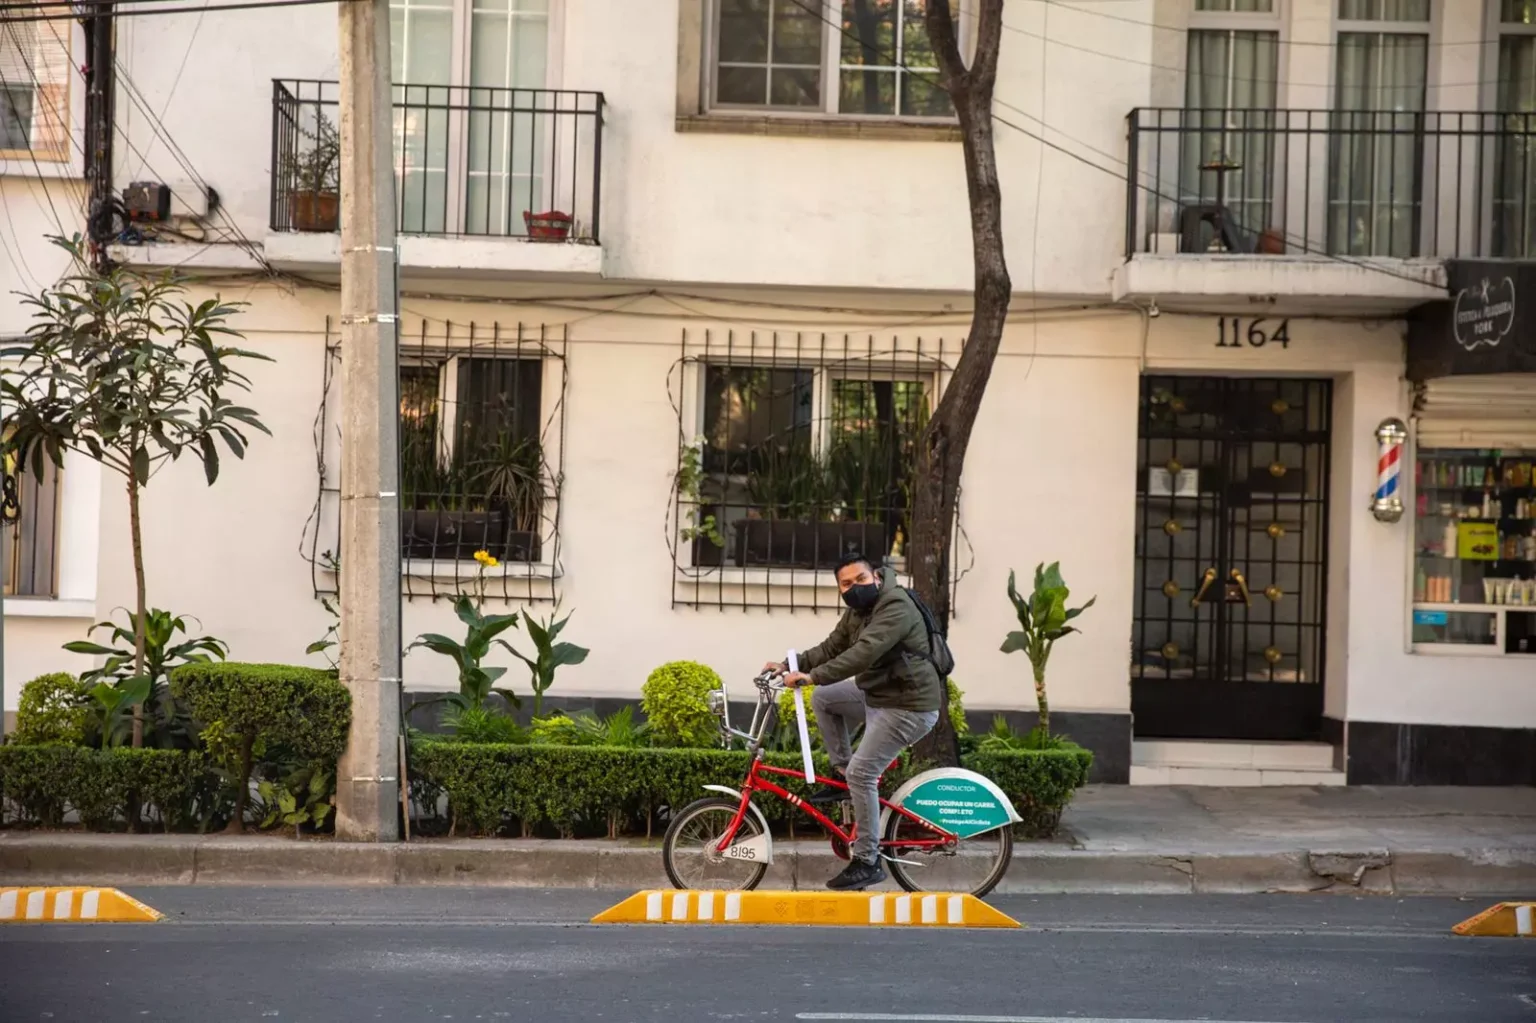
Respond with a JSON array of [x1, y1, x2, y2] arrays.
[[834, 552, 876, 574]]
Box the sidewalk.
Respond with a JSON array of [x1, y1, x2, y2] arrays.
[[3, 785, 1534, 895]]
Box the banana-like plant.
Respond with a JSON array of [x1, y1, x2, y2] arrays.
[[511, 604, 589, 718], [1001, 563, 1096, 736]]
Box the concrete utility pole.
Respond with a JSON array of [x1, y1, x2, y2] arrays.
[[335, 0, 402, 841]]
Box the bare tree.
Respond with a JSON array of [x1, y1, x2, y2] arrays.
[[909, 0, 1011, 766]]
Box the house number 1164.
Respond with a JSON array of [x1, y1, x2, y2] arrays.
[[1216, 318, 1291, 349]]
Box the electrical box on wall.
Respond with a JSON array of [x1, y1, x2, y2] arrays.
[[122, 181, 171, 222], [168, 179, 217, 219]]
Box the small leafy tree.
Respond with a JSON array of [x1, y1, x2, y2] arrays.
[[2, 237, 269, 746], [511, 603, 589, 718], [1002, 564, 1096, 736]]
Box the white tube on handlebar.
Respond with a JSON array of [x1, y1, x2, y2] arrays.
[[786, 650, 814, 782]]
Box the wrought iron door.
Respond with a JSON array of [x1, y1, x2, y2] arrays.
[[1131, 376, 1332, 741]]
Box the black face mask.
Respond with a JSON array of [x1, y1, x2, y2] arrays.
[[841, 582, 880, 612]]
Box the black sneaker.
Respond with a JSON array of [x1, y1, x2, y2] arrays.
[[826, 857, 887, 891], [806, 782, 847, 806]]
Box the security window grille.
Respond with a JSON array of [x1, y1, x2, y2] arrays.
[[710, 0, 955, 118], [305, 319, 567, 603], [674, 331, 955, 611], [2, 456, 60, 598]]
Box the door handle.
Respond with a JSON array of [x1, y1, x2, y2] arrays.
[[1230, 568, 1253, 607], [1190, 567, 1218, 608]]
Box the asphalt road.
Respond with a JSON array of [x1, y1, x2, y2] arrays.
[[1, 889, 1531, 1023]]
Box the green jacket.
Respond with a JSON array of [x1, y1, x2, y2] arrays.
[[797, 569, 943, 712]]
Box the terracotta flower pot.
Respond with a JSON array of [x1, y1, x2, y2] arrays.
[[290, 190, 340, 233]]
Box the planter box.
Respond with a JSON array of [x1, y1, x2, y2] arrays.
[[289, 190, 339, 232], [401, 510, 540, 563], [733, 520, 888, 570]]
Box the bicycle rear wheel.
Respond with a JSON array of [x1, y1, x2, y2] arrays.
[[882, 810, 1012, 898], [662, 798, 769, 891]]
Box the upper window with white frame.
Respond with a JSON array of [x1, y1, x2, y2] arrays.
[[0, 8, 71, 161], [707, 0, 956, 119]]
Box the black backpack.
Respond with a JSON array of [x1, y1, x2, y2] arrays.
[[902, 587, 956, 678]]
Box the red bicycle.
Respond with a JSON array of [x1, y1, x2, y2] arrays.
[[661, 670, 1018, 896]]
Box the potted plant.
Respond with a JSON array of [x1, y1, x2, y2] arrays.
[[469, 430, 543, 563], [735, 443, 834, 569], [284, 113, 340, 232], [522, 209, 572, 241], [821, 432, 901, 567]]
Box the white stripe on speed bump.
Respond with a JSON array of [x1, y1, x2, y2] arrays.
[[0, 891, 16, 921], [698, 892, 715, 921], [725, 892, 742, 922], [671, 892, 689, 922], [869, 894, 886, 924], [645, 892, 662, 922], [1517, 905, 1533, 936], [25, 892, 44, 920], [946, 896, 964, 925], [52, 891, 73, 920], [81, 890, 101, 921]]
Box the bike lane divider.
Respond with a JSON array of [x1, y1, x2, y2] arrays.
[[1451, 901, 1536, 937], [591, 890, 1020, 929], [0, 887, 163, 924]]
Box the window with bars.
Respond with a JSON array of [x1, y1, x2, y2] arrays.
[[1496, 0, 1536, 257], [305, 320, 567, 603], [673, 331, 952, 611], [708, 0, 956, 118], [2, 455, 60, 598], [1180, 0, 1281, 252], [0, 9, 71, 159], [1328, 0, 1429, 257]]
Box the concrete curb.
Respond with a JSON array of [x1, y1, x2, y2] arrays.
[[4, 834, 1535, 894]]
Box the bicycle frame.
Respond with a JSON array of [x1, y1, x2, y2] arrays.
[[709, 672, 958, 855]]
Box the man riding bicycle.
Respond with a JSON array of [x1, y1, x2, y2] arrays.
[[765, 552, 941, 891]]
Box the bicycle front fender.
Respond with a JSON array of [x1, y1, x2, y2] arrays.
[[878, 766, 1022, 839], [701, 784, 775, 859]]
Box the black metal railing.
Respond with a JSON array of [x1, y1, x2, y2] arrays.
[[271, 79, 604, 242], [1126, 108, 1536, 262], [670, 330, 964, 613]]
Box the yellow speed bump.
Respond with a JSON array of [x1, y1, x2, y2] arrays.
[[591, 889, 1019, 929], [1452, 902, 1536, 938], [0, 888, 162, 924]]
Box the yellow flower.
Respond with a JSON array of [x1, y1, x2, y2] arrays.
[[473, 550, 500, 568]]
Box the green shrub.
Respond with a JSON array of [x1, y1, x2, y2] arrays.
[[445, 706, 525, 744], [531, 708, 650, 749], [408, 740, 1089, 840], [946, 679, 969, 738], [0, 746, 213, 831], [13, 673, 91, 747], [171, 663, 350, 832], [640, 661, 722, 748], [966, 746, 1093, 838]]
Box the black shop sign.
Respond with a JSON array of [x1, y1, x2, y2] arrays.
[[1407, 260, 1536, 381]]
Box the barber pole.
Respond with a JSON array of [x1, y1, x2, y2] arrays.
[[1371, 418, 1408, 523]]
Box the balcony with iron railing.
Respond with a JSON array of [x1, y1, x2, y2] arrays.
[[1114, 108, 1536, 310], [266, 79, 605, 277]]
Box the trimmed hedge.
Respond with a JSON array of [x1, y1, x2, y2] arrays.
[[13, 673, 91, 747], [409, 741, 1092, 839], [0, 747, 213, 831], [170, 662, 350, 763], [0, 737, 1092, 839]]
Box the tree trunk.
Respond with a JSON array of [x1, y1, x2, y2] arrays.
[[127, 475, 148, 749], [1034, 663, 1049, 735], [226, 732, 255, 834], [909, 0, 1012, 769]]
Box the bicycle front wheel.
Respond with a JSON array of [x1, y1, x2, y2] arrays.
[[661, 798, 769, 891], [882, 809, 1013, 898]]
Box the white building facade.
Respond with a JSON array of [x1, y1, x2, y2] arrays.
[[3, 0, 1534, 785]]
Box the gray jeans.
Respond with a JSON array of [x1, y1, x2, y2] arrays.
[[811, 679, 939, 864]]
